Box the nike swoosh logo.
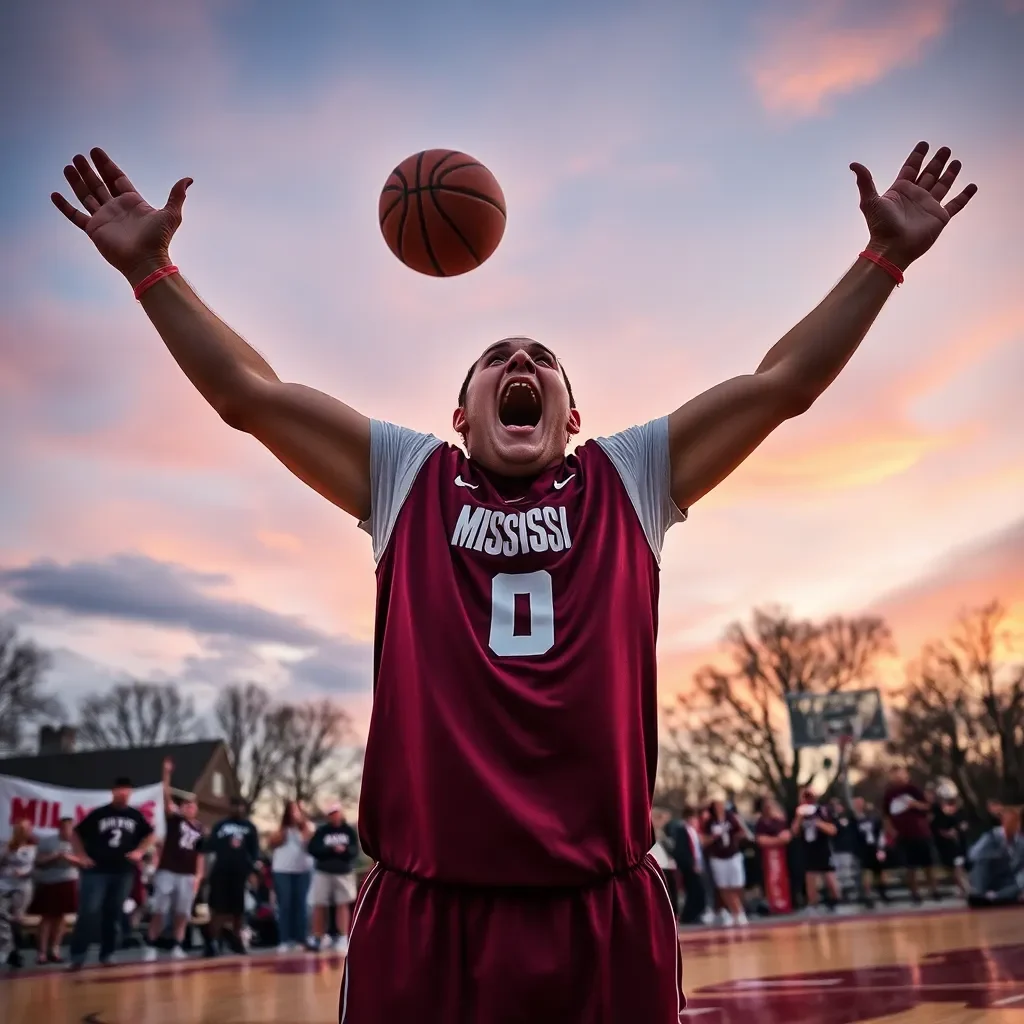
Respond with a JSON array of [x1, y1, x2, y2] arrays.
[[454, 475, 479, 489], [553, 474, 575, 490]]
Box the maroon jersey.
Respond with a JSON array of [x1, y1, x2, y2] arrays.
[[702, 811, 745, 859], [883, 783, 932, 840], [158, 813, 205, 874], [358, 419, 683, 887], [755, 816, 788, 840]]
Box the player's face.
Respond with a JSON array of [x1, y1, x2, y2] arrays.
[[454, 339, 581, 477], [182, 799, 198, 819], [112, 785, 131, 805]]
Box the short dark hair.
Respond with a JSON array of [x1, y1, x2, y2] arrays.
[[457, 353, 576, 409], [113, 776, 132, 788]]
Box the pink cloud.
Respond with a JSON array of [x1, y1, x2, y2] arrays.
[[749, 0, 955, 117]]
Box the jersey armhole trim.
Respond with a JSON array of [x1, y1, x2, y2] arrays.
[[593, 433, 686, 567], [359, 433, 443, 564]]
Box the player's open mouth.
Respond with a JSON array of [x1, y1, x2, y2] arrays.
[[498, 379, 542, 431]]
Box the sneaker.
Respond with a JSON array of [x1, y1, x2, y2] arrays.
[[719, 911, 735, 927], [142, 946, 159, 962], [319, 935, 333, 952], [735, 912, 749, 926], [700, 911, 715, 925], [170, 946, 187, 960], [333, 935, 349, 955], [276, 943, 293, 955]]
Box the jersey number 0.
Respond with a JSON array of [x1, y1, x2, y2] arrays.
[[489, 571, 554, 657]]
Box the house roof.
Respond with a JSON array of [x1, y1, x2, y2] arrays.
[[0, 740, 228, 792]]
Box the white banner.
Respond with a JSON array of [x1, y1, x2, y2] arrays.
[[0, 774, 165, 841]]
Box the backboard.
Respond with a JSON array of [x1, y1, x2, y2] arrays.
[[785, 688, 888, 750]]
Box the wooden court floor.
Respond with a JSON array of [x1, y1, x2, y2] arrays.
[[3, 907, 1023, 1023]]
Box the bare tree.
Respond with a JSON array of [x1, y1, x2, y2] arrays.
[[213, 683, 293, 810], [0, 624, 62, 753], [670, 607, 895, 812], [889, 601, 1023, 812], [278, 699, 362, 809], [77, 681, 197, 749]]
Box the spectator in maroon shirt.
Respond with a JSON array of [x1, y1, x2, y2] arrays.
[[882, 766, 937, 902], [701, 795, 750, 926], [755, 799, 792, 848], [144, 758, 205, 960]]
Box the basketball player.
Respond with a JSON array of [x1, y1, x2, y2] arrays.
[[144, 758, 205, 961], [52, 141, 975, 1021]]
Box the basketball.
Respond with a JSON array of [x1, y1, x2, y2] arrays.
[[378, 149, 507, 277]]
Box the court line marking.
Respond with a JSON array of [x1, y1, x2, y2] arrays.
[[993, 993, 1024, 1007], [701, 983, 1024, 997]]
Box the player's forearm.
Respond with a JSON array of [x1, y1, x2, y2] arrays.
[[131, 265, 279, 422], [755, 253, 901, 405]]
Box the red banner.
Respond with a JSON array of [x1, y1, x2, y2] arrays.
[[761, 846, 792, 914]]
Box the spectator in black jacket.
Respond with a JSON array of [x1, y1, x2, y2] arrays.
[[830, 798, 861, 901], [308, 805, 360, 954], [203, 798, 260, 956], [852, 797, 888, 907]]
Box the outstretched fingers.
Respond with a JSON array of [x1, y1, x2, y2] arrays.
[[944, 182, 978, 218], [915, 146, 952, 192], [63, 163, 100, 213], [73, 153, 113, 206], [50, 192, 90, 230], [90, 148, 137, 198], [929, 159, 961, 203], [895, 141, 930, 183]]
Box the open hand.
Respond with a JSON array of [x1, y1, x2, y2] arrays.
[[851, 141, 977, 269], [51, 148, 191, 286]]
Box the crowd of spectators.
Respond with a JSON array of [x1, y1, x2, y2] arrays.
[[0, 760, 362, 968], [650, 766, 1024, 926]]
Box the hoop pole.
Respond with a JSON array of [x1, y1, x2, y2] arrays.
[[837, 735, 855, 806]]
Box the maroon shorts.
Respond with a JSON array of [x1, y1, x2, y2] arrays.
[[339, 855, 683, 1023], [29, 880, 78, 917]]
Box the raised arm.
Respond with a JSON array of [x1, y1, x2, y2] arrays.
[[161, 757, 177, 816], [51, 149, 372, 521], [667, 142, 976, 511]]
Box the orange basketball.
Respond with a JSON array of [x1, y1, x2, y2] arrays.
[[378, 149, 507, 277]]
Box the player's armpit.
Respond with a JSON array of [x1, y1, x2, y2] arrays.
[[225, 375, 372, 521], [667, 367, 812, 510]]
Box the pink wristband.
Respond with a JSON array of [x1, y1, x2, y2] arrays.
[[859, 250, 904, 286], [133, 264, 180, 300]]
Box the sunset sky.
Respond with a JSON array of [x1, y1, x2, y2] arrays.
[[1, 0, 1022, 736]]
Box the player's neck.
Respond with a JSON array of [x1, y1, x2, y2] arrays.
[[468, 454, 564, 495]]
